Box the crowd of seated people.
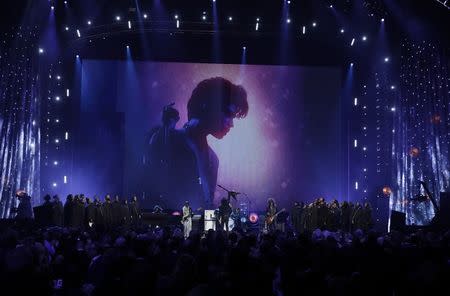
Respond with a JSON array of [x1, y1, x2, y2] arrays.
[[1, 194, 449, 295]]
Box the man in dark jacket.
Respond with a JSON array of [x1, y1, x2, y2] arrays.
[[85, 198, 96, 228], [52, 195, 64, 226], [14, 190, 33, 219]]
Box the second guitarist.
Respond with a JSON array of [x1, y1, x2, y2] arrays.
[[265, 198, 278, 232]]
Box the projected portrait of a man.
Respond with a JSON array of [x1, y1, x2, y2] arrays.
[[147, 77, 249, 209]]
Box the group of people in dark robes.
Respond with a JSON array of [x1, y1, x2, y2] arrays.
[[289, 197, 373, 233], [34, 194, 142, 229]]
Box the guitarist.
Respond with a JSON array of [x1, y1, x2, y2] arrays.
[[182, 201, 193, 238], [265, 198, 278, 232]]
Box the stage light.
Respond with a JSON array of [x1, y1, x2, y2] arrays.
[[391, 85, 396, 90], [340, 28, 345, 33], [351, 38, 355, 46], [56, 75, 61, 80], [286, 18, 291, 24], [76, 29, 81, 37], [126, 45, 129, 49], [249, 213, 258, 223], [354, 97, 358, 106], [64, 1, 67, 4], [174, 14, 178, 19], [76, 54, 79, 59], [55, 96, 60, 101], [243, 46, 246, 50], [381, 18, 385, 22], [65, 26, 69, 31], [312, 22, 317, 27], [51, 6, 55, 10], [65, 132, 69, 140], [384, 57, 390, 62], [116, 16, 121, 21], [355, 182, 359, 190], [38, 48, 44, 54], [143, 13, 148, 19], [55, 139, 60, 144], [66, 89, 70, 97], [363, 147, 367, 151], [53, 183, 57, 187], [329, 4, 333, 8], [32, 120, 36, 126], [55, 119, 59, 123], [391, 107, 396, 112], [176, 20, 180, 28], [128, 21, 132, 29], [354, 139, 358, 147], [54, 161, 58, 166], [202, 15, 206, 21], [362, 35, 367, 41], [228, 16, 233, 21], [64, 176, 67, 184], [87, 20, 92, 25], [255, 22, 259, 31], [302, 26, 306, 34], [350, 62, 354, 67], [256, 17, 260, 22], [287, 0, 291, 4]]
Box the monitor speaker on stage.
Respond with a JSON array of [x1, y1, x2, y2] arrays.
[[439, 192, 450, 227], [390, 210, 406, 232]]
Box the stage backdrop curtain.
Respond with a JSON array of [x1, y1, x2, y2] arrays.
[[0, 27, 41, 218]]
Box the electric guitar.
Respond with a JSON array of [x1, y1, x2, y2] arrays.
[[265, 208, 286, 225]]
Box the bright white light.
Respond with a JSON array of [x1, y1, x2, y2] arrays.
[[362, 35, 367, 41], [55, 96, 60, 101], [202, 15, 206, 20], [77, 29, 81, 37], [32, 120, 36, 126], [255, 22, 259, 31], [355, 182, 359, 190], [128, 21, 132, 29], [391, 107, 396, 111], [65, 132, 69, 140], [354, 97, 358, 106], [64, 1, 68, 4], [329, 4, 333, 8], [126, 45, 129, 49], [384, 57, 390, 62], [340, 29, 345, 33], [64, 176, 67, 184], [354, 139, 358, 147], [143, 14, 148, 19], [55, 119, 60, 123], [363, 147, 367, 151], [66, 89, 70, 97], [351, 38, 355, 46], [391, 85, 396, 90], [256, 17, 260, 22], [312, 22, 317, 27], [56, 75, 61, 80], [87, 20, 92, 25], [176, 20, 180, 28], [51, 6, 55, 10], [55, 139, 60, 144], [243, 46, 246, 50], [174, 14, 178, 19], [76, 54, 79, 59], [381, 18, 385, 22], [302, 26, 306, 34], [39, 48, 44, 54], [54, 161, 58, 165], [286, 18, 291, 24], [228, 16, 233, 21], [350, 62, 354, 67], [287, 0, 291, 4], [65, 26, 69, 31], [116, 16, 121, 21], [53, 183, 57, 187]]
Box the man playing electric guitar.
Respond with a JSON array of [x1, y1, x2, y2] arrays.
[[265, 198, 286, 232]]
